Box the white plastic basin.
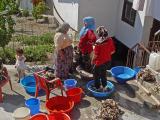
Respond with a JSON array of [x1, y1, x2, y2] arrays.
[[13, 107, 30, 120]]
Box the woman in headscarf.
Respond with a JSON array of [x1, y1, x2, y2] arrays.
[[54, 23, 73, 79], [92, 26, 115, 91], [78, 16, 97, 71]]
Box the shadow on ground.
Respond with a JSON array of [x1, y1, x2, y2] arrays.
[[0, 91, 25, 113], [110, 80, 138, 98]]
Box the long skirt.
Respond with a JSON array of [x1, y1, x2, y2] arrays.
[[54, 46, 73, 79]]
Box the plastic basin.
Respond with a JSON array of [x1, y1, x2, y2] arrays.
[[45, 96, 74, 114], [64, 79, 77, 89], [133, 67, 141, 75], [111, 66, 136, 84], [13, 107, 30, 120], [86, 80, 115, 98], [30, 113, 48, 120], [20, 75, 36, 93], [48, 113, 71, 120], [66, 87, 83, 104], [25, 98, 40, 115]]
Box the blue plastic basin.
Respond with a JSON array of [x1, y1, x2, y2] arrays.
[[20, 75, 36, 93], [133, 67, 141, 75], [64, 79, 77, 89], [25, 98, 40, 115], [111, 66, 136, 84], [86, 80, 115, 98]]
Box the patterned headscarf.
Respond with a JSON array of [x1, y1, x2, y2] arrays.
[[56, 23, 70, 34], [79, 16, 96, 38], [96, 26, 108, 38], [96, 26, 108, 44]]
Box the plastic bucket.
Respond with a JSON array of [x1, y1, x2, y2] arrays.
[[45, 96, 74, 114], [30, 113, 48, 120], [25, 98, 40, 115], [48, 113, 71, 120], [64, 79, 77, 89], [20, 75, 36, 93], [13, 107, 30, 120], [66, 87, 83, 104]]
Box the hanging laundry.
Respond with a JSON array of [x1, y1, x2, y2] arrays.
[[132, 0, 145, 11]]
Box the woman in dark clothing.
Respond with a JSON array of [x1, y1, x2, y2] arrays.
[[92, 26, 115, 90]]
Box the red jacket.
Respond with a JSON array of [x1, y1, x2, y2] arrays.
[[79, 30, 96, 54], [93, 37, 115, 66]]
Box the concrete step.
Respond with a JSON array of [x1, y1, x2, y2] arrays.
[[128, 80, 160, 109]]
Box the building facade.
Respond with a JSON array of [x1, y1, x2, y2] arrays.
[[53, 0, 160, 48]]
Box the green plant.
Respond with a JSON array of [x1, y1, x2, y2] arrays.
[[31, 0, 42, 6], [0, 0, 19, 55], [24, 45, 53, 63], [0, 48, 15, 64], [32, 1, 49, 21], [22, 9, 29, 17], [39, 32, 54, 44], [15, 32, 54, 45]]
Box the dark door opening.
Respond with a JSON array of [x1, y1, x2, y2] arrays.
[[111, 37, 129, 67], [149, 18, 160, 41]]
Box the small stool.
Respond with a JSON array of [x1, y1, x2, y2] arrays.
[[13, 107, 30, 120]]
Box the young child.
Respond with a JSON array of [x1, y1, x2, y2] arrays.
[[92, 26, 115, 91], [78, 16, 97, 71], [15, 48, 26, 82]]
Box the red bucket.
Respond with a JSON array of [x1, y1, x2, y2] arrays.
[[66, 87, 83, 104], [48, 113, 71, 120], [30, 113, 48, 120], [45, 96, 74, 114]]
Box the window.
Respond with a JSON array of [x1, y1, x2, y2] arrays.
[[122, 0, 136, 26]]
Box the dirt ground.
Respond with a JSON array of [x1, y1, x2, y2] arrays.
[[13, 16, 56, 36], [0, 65, 160, 120]]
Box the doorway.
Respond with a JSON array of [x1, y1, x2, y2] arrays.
[[149, 19, 160, 41]]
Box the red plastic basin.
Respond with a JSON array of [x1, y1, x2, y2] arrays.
[[30, 113, 48, 120], [66, 87, 83, 104], [48, 113, 71, 120], [45, 96, 74, 114]]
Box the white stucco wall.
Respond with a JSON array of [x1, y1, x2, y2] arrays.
[[78, 0, 119, 37], [146, 0, 160, 21], [53, 0, 79, 30], [19, 0, 33, 12], [115, 0, 148, 48], [141, 16, 153, 46]]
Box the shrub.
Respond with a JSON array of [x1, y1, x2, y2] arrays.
[[32, 1, 50, 20], [15, 32, 54, 45], [0, 44, 53, 64], [40, 32, 54, 44], [22, 9, 29, 17], [24, 45, 53, 63], [0, 48, 15, 64]]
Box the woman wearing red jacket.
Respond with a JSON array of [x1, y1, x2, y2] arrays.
[[78, 16, 97, 71], [92, 26, 115, 90]]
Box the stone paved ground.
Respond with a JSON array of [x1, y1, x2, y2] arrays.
[[0, 65, 160, 120]]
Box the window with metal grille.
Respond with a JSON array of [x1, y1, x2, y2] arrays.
[[122, 0, 136, 27]]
